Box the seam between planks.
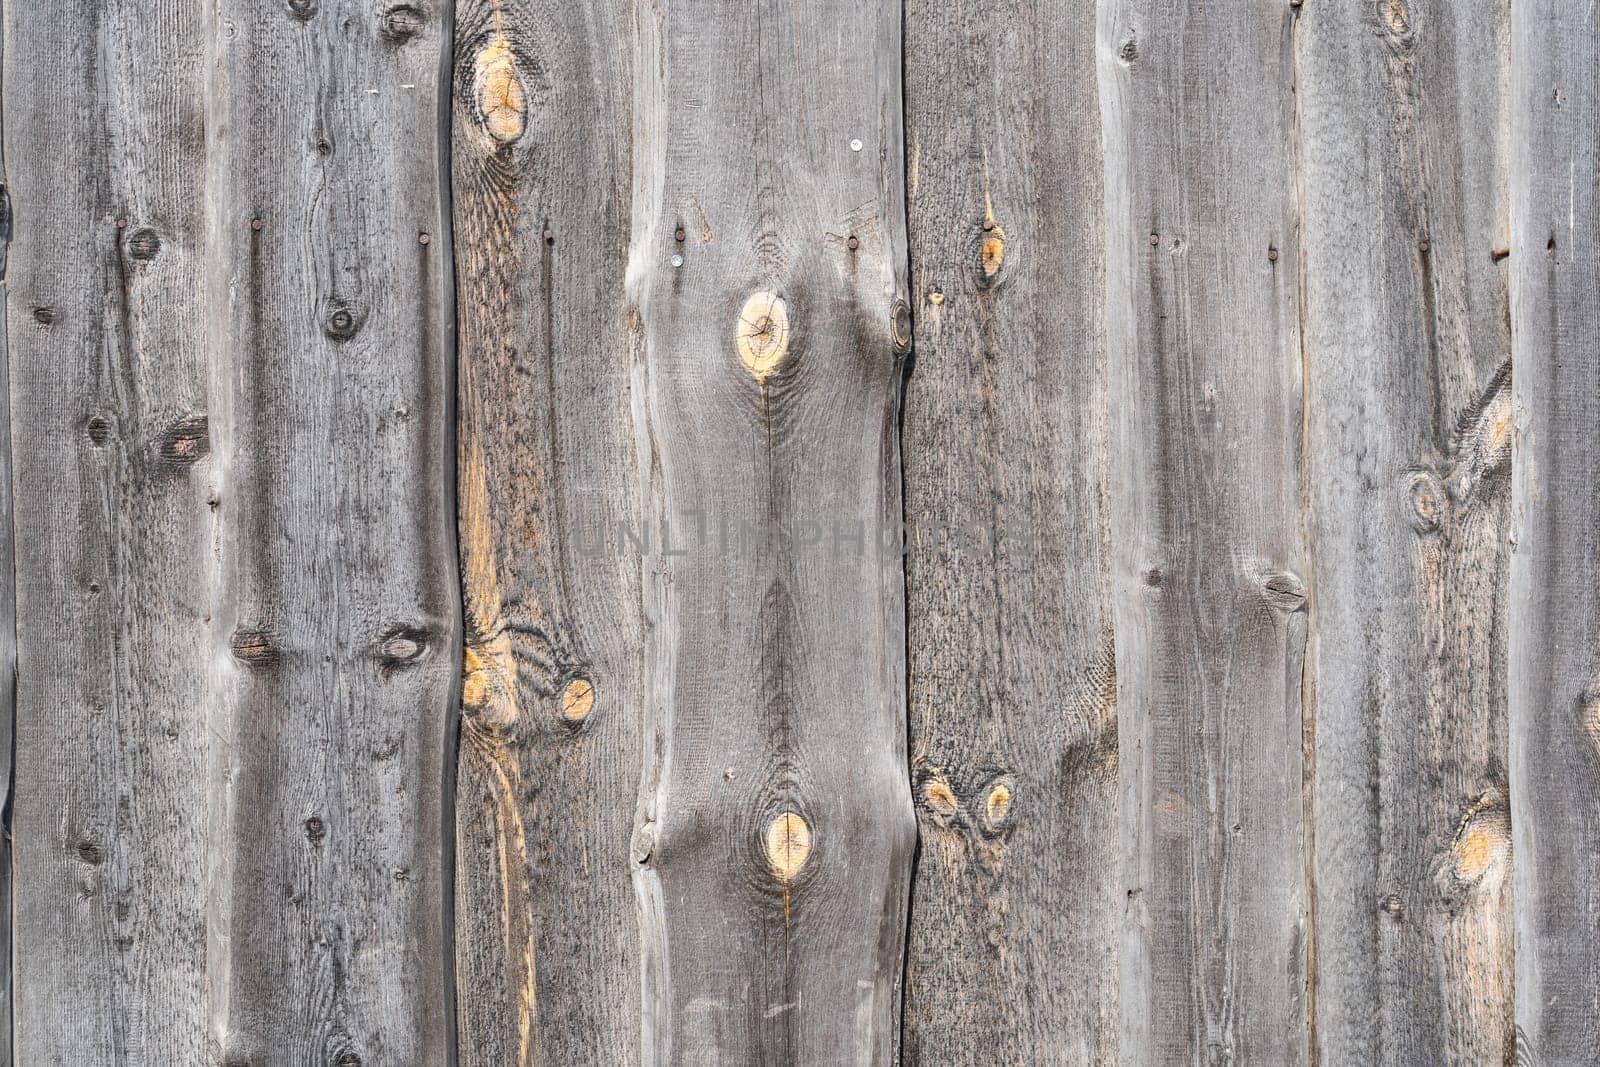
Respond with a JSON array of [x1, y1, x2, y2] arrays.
[[0, 7, 16, 1061], [892, 4, 920, 1061], [436, 1, 463, 1063], [1286, 4, 1321, 1064]]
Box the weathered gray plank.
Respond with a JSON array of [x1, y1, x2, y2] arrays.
[[450, 1, 643, 1062], [900, 0, 1118, 1060], [4, 3, 213, 1059], [1509, 4, 1600, 1063], [624, 1, 917, 1061], [1297, 3, 1515, 1062], [1097, 2, 1310, 1061], [205, 2, 458, 1061]]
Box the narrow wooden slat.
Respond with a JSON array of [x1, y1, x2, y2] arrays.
[[449, 1, 643, 1061], [1297, 3, 1515, 1061], [900, 0, 1118, 1060], [625, 1, 917, 1060], [4, 3, 213, 1059], [1097, 2, 1311, 1061], [1509, 4, 1600, 1062], [205, 2, 458, 1060]]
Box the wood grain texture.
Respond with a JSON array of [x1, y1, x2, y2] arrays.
[[1097, 2, 1311, 1062], [4, 3, 214, 1059], [625, 1, 917, 1061], [1296, 3, 1515, 1062], [205, 2, 458, 1061], [1509, 4, 1600, 1063], [900, 0, 1118, 1061], [450, 0, 644, 1062]]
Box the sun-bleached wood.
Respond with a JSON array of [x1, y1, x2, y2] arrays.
[[1509, 3, 1600, 1062], [900, 0, 1119, 1059], [1098, 1, 1311, 1061], [1298, 3, 1515, 1061], [625, 1, 917, 1061]]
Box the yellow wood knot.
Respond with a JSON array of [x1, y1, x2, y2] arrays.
[[561, 677, 595, 722], [1407, 471, 1444, 533], [736, 292, 789, 380], [982, 782, 1012, 832], [922, 774, 958, 817], [927, 288, 945, 306], [765, 811, 811, 882], [981, 235, 1005, 276], [1450, 796, 1510, 883], [475, 35, 526, 144], [1382, 0, 1410, 35], [1453, 820, 1508, 881]]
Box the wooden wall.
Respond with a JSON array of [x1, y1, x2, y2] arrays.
[[1, 0, 1593, 1063]]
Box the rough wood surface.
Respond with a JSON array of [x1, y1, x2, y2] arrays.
[[624, 1, 917, 1061], [4, 3, 214, 1059], [204, 2, 459, 1061], [1098, 2, 1311, 1062], [900, 0, 1118, 1060], [1297, 3, 1515, 1062], [450, 0, 643, 1062], [1509, 4, 1600, 1063]]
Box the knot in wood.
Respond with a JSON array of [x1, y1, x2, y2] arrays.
[[127, 228, 161, 262], [230, 628, 279, 667], [561, 676, 595, 722], [978, 775, 1016, 837], [157, 415, 211, 466], [765, 811, 811, 882], [474, 35, 527, 145], [922, 772, 958, 818], [1261, 571, 1307, 612], [380, 4, 425, 42], [980, 229, 1005, 277], [891, 299, 913, 353], [326, 305, 360, 341], [736, 291, 789, 380], [1407, 471, 1445, 533]]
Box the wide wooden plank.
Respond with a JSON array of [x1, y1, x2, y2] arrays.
[[1297, 3, 1515, 1062], [4, 3, 213, 1059], [205, 2, 458, 1061], [625, 1, 917, 1060], [900, 0, 1118, 1060], [1508, 4, 1600, 1062], [1097, 2, 1311, 1061], [450, 1, 643, 1062]]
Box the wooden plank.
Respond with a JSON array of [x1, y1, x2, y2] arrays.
[[4, 3, 214, 1059], [1097, 2, 1311, 1061], [1296, 3, 1515, 1062], [1508, 4, 1600, 1062], [624, 1, 917, 1060], [900, 0, 1118, 1060], [449, 1, 643, 1062], [204, 2, 458, 1061]]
